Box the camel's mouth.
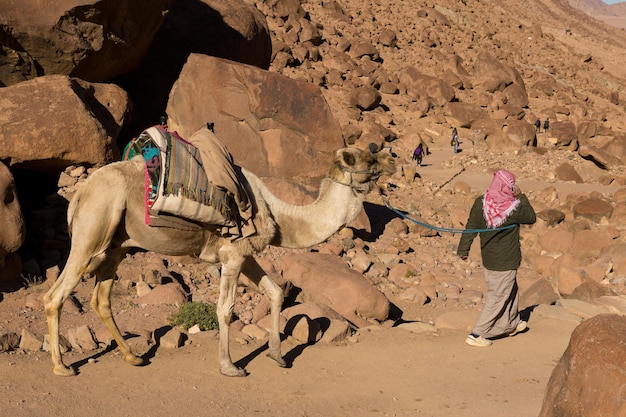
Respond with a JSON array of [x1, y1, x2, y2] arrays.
[[353, 180, 376, 194], [374, 150, 397, 177]]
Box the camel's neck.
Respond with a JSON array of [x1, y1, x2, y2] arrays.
[[243, 169, 366, 249]]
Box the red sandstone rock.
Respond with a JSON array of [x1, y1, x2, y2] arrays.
[[539, 314, 626, 417]]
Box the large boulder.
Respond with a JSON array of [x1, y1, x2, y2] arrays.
[[0, 0, 170, 86], [444, 102, 487, 129], [472, 51, 525, 94], [282, 253, 390, 328], [538, 228, 575, 254], [570, 229, 615, 261], [550, 121, 578, 150], [572, 197, 614, 222], [501, 120, 536, 148], [519, 278, 559, 309], [502, 82, 529, 108], [529, 77, 559, 97], [555, 162, 583, 183], [116, 0, 272, 136], [0, 75, 129, 172], [166, 54, 344, 187], [398, 66, 456, 106], [472, 119, 535, 150], [576, 121, 616, 149], [600, 133, 626, 162], [539, 314, 626, 417], [577, 145, 624, 170], [0, 162, 25, 269]]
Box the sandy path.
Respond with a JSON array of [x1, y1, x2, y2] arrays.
[[1, 310, 578, 417]]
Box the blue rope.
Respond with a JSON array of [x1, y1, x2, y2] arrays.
[[384, 202, 516, 234]]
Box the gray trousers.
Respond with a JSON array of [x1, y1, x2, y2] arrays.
[[472, 269, 521, 338]]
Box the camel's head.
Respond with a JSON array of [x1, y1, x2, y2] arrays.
[[330, 144, 397, 194]]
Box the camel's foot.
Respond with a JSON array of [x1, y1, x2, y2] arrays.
[[123, 353, 144, 367], [220, 364, 248, 377], [267, 351, 287, 368], [53, 364, 76, 377]]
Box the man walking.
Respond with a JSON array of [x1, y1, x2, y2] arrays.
[[457, 170, 536, 347]]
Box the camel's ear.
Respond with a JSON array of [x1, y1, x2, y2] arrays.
[[335, 148, 356, 167]]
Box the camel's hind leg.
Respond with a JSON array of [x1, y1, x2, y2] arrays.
[[43, 253, 96, 376], [44, 169, 128, 376], [241, 257, 286, 367], [90, 251, 143, 367]]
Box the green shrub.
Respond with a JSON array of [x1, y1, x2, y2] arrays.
[[168, 301, 219, 331], [21, 274, 45, 288]]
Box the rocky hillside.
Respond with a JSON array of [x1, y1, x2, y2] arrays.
[[1, 2, 626, 405], [570, 0, 626, 17], [255, 0, 626, 177], [0, 0, 626, 412]]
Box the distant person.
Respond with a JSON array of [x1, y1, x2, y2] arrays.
[[457, 169, 536, 347], [543, 118, 550, 133], [412, 143, 424, 166], [451, 128, 460, 154], [534, 118, 541, 133]]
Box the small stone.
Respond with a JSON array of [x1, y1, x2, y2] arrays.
[[160, 328, 183, 349], [188, 324, 202, 334], [19, 329, 42, 352]]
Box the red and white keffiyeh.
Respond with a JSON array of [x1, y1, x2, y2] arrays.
[[483, 170, 520, 228]]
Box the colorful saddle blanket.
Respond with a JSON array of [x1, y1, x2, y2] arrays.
[[122, 125, 237, 229]]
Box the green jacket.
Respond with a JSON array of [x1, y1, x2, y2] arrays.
[[457, 194, 536, 271]]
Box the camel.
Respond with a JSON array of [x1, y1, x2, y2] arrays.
[[43, 144, 396, 377]]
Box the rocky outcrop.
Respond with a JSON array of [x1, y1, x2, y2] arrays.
[[471, 118, 536, 150], [578, 145, 624, 169], [166, 54, 344, 187], [555, 163, 583, 183], [116, 0, 272, 137], [282, 252, 390, 328], [444, 102, 487, 129], [539, 314, 626, 417], [572, 197, 614, 222], [550, 121, 578, 150], [0, 162, 25, 272], [472, 51, 526, 96], [398, 66, 456, 106], [0, 0, 170, 85], [0, 75, 129, 172]]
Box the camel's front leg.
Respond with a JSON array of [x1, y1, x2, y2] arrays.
[[242, 258, 286, 367], [217, 246, 247, 377], [91, 278, 143, 366]]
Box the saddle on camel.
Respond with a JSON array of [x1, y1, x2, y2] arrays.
[[123, 123, 256, 239]]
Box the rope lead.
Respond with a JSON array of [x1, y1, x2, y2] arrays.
[[383, 201, 516, 234]]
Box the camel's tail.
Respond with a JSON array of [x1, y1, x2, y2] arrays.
[[66, 186, 83, 238]]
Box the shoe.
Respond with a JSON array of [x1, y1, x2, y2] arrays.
[[465, 333, 492, 347], [508, 321, 527, 337]]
